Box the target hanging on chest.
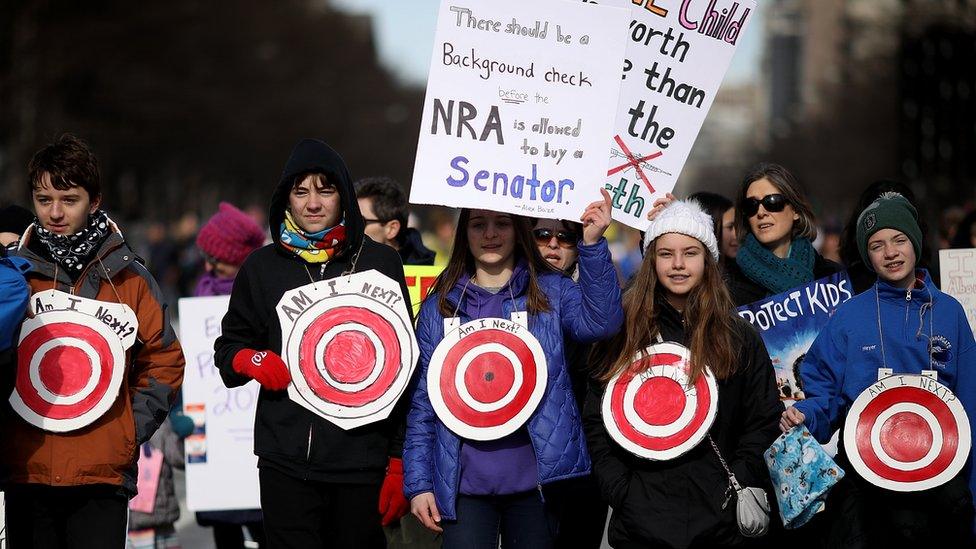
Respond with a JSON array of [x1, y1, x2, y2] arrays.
[[602, 342, 719, 460], [426, 312, 548, 441], [12, 289, 137, 432], [278, 269, 418, 430], [843, 370, 971, 492]]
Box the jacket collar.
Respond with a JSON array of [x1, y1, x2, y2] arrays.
[[16, 224, 136, 287], [875, 269, 934, 305], [448, 260, 529, 317]]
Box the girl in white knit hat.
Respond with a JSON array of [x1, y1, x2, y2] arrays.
[[583, 199, 782, 548]]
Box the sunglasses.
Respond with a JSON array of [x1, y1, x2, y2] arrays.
[[533, 228, 577, 248], [742, 193, 788, 217]]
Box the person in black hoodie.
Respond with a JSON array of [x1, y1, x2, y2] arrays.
[[214, 139, 412, 549], [585, 200, 781, 549], [726, 163, 842, 306]]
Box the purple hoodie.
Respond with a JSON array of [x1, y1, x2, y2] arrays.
[[455, 262, 538, 496], [194, 271, 235, 297]]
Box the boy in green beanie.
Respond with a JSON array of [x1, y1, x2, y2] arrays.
[[781, 192, 976, 544]]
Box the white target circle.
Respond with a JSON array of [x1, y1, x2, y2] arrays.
[[427, 317, 548, 441], [843, 374, 971, 492], [284, 289, 417, 429], [11, 310, 126, 432], [602, 342, 718, 461]]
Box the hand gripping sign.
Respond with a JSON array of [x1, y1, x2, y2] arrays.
[[13, 289, 138, 432], [602, 342, 718, 460], [843, 369, 971, 492], [427, 313, 547, 441], [277, 270, 418, 430]]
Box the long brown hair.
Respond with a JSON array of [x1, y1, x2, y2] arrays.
[[595, 237, 739, 384], [429, 209, 556, 317]]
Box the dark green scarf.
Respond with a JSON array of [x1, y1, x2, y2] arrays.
[[735, 234, 815, 294]]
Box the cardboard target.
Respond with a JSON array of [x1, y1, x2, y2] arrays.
[[601, 342, 718, 460], [843, 372, 971, 492], [427, 313, 547, 441], [278, 270, 418, 430], [11, 290, 136, 432]]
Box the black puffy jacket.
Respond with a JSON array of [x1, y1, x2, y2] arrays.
[[583, 300, 782, 549], [214, 138, 411, 484]]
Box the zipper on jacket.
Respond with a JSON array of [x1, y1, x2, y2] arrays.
[[306, 424, 313, 461], [905, 288, 912, 302], [319, 264, 326, 279]]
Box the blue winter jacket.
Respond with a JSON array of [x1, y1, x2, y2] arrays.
[[794, 270, 976, 501], [0, 252, 30, 351], [403, 239, 623, 520]]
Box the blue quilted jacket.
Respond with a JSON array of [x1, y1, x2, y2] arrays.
[[403, 239, 623, 520]]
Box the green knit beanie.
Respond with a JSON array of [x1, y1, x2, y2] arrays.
[[856, 192, 922, 271]]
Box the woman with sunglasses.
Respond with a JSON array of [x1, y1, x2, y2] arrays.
[[529, 217, 609, 549], [727, 163, 842, 307], [404, 191, 624, 549]]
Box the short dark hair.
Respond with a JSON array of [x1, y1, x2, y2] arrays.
[[354, 176, 407, 228], [27, 134, 101, 201]]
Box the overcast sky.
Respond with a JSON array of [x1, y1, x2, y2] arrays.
[[332, 0, 765, 87]]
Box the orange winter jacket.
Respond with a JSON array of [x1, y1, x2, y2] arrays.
[[0, 226, 184, 495]]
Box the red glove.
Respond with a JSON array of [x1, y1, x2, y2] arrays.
[[232, 349, 291, 390], [378, 458, 409, 527]]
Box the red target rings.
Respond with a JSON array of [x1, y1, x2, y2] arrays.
[[602, 342, 718, 460], [843, 372, 971, 492], [427, 313, 547, 441], [11, 290, 136, 432], [278, 270, 418, 430]]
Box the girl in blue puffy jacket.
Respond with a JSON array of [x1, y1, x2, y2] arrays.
[[782, 192, 976, 545], [403, 190, 623, 549]]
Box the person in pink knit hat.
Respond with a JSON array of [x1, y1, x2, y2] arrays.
[[193, 201, 268, 548], [195, 202, 267, 297]]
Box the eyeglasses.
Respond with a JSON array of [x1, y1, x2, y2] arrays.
[[362, 218, 386, 226], [742, 194, 788, 217], [533, 228, 577, 248]]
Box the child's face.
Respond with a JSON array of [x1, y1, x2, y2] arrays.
[[867, 228, 916, 288], [653, 233, 706, 298]]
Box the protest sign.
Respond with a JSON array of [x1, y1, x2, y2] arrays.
[[278, 270, 418, 430], [737, 272, 853, 403], [178, 295, 261, 511], [588, 0, 757, 229], [940, 248, 976, 333], [410, 0, 629, 220], [404, 265, 445, 317]]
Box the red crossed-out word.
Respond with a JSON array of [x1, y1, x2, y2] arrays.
[[608, 135, 662, 194]]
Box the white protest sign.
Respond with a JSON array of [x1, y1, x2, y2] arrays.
[[277, 270, 418, 430], [12, 290, 136, 432], [591, 0, 757, 229], [410, 0, 629, 219], [940, 249, 976, 333], [178, 295, 260, 512]]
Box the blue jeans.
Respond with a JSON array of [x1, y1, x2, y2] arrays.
[[442, 491, 558, 549]]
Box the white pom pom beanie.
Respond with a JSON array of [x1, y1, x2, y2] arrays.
[[643, 199, 720, 261]]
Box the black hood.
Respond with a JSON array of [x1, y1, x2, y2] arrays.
[[269, 138, 364, 256]]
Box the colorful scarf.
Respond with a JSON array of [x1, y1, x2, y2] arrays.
[[278, 210, 345, 264], [32, 209, 112, 276], [735, 234, 815, 294]]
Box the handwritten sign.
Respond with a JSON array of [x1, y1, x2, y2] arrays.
[[410, 0, 629, 219], [590, 0, 757, 229], [940, 249, 976, 333], [737, 272, 853, 403], [404, 265, 445, 316], [177, 295, 261, 511], [278, 270, 419, 430]]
